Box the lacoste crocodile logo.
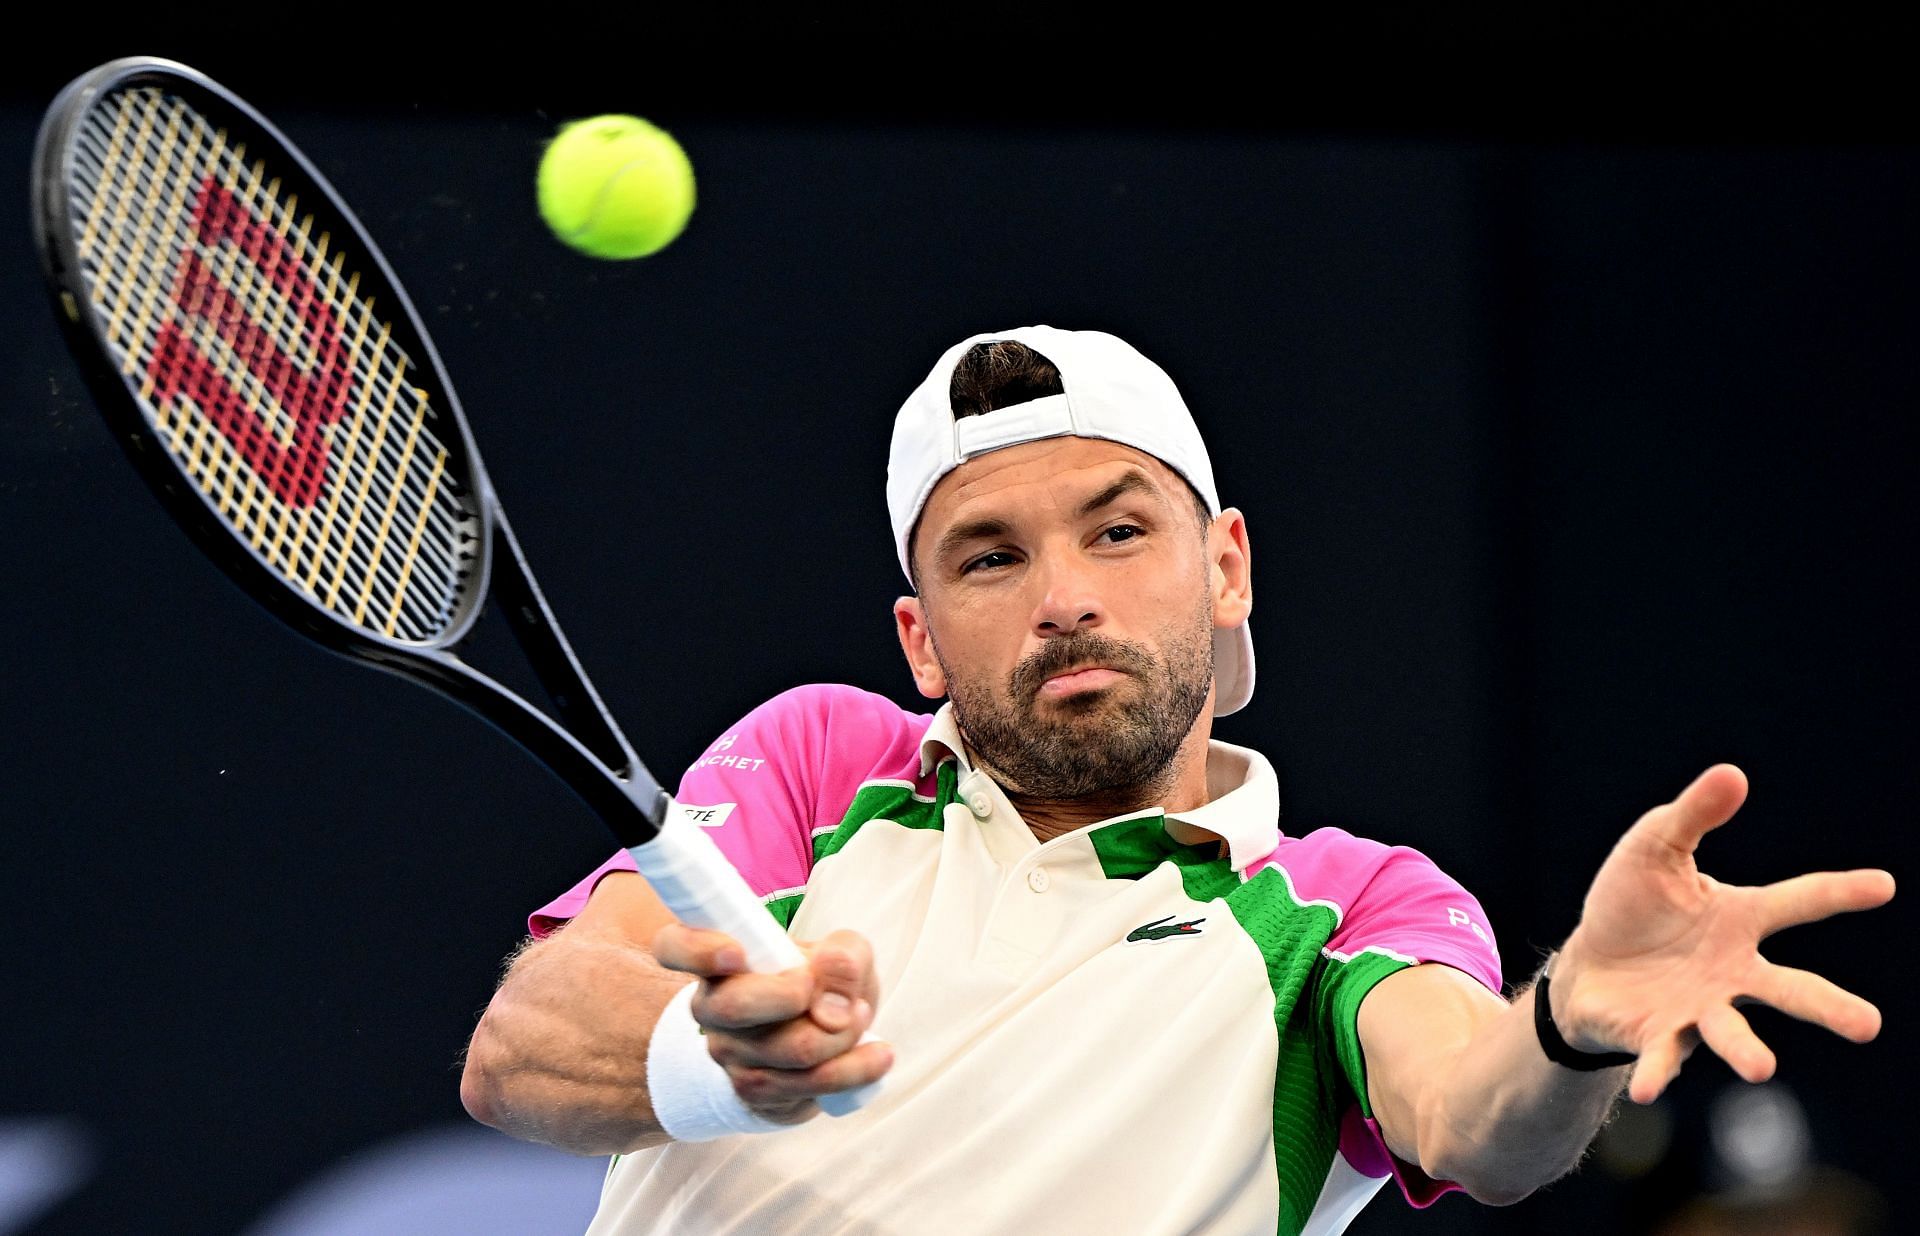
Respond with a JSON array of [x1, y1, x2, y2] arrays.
[[1126, 914, 1206, 944]]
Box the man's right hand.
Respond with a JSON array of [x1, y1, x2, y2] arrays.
[[651, 923, 894, 1125]]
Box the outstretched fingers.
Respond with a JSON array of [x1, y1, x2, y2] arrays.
[[1697, 1004, 1776, 1083], [1749, 964, 1885, 1043], [1627, 962, 1883, 1106], [1628, 1029, 1698, 1105], [1758, 869, 1897, 938]]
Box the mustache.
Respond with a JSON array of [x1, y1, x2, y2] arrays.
[[1009, 634, 1156, 704]]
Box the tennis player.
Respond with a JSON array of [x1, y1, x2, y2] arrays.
[[460, 326, 1893, 1234]]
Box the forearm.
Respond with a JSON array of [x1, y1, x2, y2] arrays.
[[1420, 962, 1627, 1204], [1383, 766, 1896, 1206], [460, 931, 691, 1156]]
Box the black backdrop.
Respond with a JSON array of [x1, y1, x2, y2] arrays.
[[2, 23, 1912, 1236]]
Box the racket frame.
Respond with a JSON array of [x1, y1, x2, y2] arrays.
[[35, 54, 880, 1117], [31, 57, 667, 846]]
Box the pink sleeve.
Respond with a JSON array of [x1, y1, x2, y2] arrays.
[[1323, 840, 1503, 995], [527, 684, 932, 936], [1338, 844, 1502, 1207], [1262, 828, 1504, 1209]]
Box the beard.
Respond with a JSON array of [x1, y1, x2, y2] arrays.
[[935, 593, 1215, 801]]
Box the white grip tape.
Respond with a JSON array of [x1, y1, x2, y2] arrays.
[[628, 808, 883, 1119], [629, 810, 806, 973]]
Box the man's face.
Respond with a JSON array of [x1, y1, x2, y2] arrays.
[[897, 436, 1230, 799]]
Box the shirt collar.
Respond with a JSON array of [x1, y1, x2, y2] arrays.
[[918, 702, 1281, 871]]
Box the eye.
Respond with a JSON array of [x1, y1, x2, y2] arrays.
[[962, 550, 1018, 574], [1099, 524, 1145, 545]]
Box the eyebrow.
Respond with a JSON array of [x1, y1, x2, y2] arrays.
[[930, 468, 1166, 567], [931, 516, 1011, 568], [1076, 470, 1163, 519]]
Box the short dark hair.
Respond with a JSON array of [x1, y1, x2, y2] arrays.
[[949, 339, 1067, 418], [908, 340, 1211, 587]]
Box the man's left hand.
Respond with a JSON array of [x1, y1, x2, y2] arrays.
[[1550, 764, 1895, 1104]]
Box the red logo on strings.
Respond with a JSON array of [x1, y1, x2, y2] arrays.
[[146, 177, 352, 507]]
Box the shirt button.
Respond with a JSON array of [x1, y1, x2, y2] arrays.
[[967, 790, 992, 818], [1027, 868, 1050, 893]]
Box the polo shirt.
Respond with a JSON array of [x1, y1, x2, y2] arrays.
[[530, 683, 1504, 1235]]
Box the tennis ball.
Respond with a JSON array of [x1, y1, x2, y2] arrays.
[[537, 115, 695, 259]]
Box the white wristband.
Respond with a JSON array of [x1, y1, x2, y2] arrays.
[[647, 981, 791, 1141]]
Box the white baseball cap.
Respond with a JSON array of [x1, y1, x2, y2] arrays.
[[887, 325, 1254, 716]]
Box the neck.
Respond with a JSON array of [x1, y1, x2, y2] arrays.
[[980, 717, 1217, 845]]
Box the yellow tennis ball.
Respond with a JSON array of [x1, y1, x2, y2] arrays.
[[537, 115, 695, 259]]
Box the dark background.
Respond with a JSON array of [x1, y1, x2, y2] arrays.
[[3, 17, 1912, 1236]]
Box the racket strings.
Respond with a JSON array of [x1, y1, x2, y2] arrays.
[[66, 85, 479, 642], [76, 92, 472, 636], [70, 96, 464, 633]]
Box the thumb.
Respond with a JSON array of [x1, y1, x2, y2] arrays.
[[802, 929, 879, 1034], [1643, 763, 1749, 853]]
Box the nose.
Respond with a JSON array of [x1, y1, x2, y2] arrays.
[[1030, 553, 1105, 637]]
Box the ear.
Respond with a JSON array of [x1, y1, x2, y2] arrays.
[[1207, 508, 1252, 631], [893, 595, 948, 699]]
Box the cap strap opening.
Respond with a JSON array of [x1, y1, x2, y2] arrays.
[[952, 394, 1076, 460]]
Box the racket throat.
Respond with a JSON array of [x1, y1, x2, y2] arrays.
[[488, 518, 637, 773]]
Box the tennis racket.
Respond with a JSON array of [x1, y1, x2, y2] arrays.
[[32, 56, 875, 1116]]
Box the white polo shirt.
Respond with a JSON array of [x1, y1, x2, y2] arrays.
[[531, 684, 1503, 1235]]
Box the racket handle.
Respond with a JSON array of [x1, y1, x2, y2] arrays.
[[627, 808, 883, 1118]]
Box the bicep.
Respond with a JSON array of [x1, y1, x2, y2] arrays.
[[1356, 962, 1509, 1164]]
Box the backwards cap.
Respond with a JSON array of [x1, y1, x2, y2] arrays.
[[885, 325, 1253, 715]]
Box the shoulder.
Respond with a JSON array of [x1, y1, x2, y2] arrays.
[[1252, 826, 1501, 992], [1237, 826, 1446, 913], [732, 682, 932, 752], [690, 683, 935, 793]]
